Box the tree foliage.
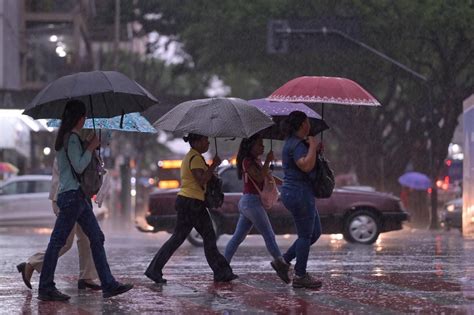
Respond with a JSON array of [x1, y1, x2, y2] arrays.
[[127, 0, 473, 191]]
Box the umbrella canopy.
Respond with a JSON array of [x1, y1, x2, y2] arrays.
[[23, 71, 158, 119], [47, 113, 157, 133], [248, 99, 329, 140], [153, 97, 274, 138], [267, 76, 381, 106], [0, 162, 19, 174], [398, 172, 432, 190]]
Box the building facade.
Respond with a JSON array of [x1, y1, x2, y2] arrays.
[[0, 0, 95, 174]]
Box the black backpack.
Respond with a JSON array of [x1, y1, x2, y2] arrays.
[[189, 154, 224, 209], [64, 132, 104, 198], [290, 139, 335, 199]]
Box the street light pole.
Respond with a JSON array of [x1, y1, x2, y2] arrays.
[[273, 25, 438, 228]]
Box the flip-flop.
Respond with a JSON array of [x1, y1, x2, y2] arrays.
[[16, 263, 32, 289]]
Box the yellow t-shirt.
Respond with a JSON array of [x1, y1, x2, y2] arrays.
[[178, 148, 208, 201]]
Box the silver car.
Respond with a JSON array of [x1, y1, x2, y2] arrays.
[[0, 175, 107, 227]]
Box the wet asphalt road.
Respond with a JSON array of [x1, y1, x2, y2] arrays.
[[0, 218, 473, 314]]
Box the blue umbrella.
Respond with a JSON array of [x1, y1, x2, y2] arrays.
[[398, 172, 432, 190], [47, 112, 156, 133]]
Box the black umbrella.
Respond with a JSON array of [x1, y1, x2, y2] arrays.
[[23, 71, 159, 119]]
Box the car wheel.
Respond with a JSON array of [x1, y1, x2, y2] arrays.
[[343, 210, 380, 244], [187, 217, 220, 247]]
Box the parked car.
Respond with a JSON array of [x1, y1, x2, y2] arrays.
[[0, 175, 107, 227], [439, 197, 462, 231], [142, 166, 408, 245]]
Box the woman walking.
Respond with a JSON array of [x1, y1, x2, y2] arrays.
[[17, 157, 100, 291], [37, 100, 133, 301], [145, 133, 237, 283], [280, 111, 322, 289], [224, 134, 290, 283]]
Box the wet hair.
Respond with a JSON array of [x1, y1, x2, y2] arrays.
[[236, 133, 262, 180], [280, 110, 308, 137], [183, 133, 206, 147], [54, 100, 86, 151]]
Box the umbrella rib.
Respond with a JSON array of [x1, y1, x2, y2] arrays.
[[210, 98, 219, 136], [101, 93, 111, 118], [100, 71, 115, 92], [70, 73, 80, 101], [235, 103, 250, 136]]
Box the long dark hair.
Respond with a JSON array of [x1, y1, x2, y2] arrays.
[[236, 134, 261, 180], [281, 110, 307, 137], [54, 100, 86, 151], [183, 133, 206, 148]]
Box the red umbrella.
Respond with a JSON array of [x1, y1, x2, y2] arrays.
[[267, 76, 381, 108], [267, 76, 381, 140], [0, 162, 19, 174]]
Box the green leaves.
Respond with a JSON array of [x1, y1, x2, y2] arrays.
[[129, 0, 473, 190]]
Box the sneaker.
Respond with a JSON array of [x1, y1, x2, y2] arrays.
[[214, 273, 239, 282], [292, 273, 322, 289], [145, 272, 167, 284], [103, 283, 134, 298], [77, 279, 101, 290], [37, 289, 70, 301], [271, 257, 291, 284]]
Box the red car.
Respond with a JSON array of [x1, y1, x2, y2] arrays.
[[143, 165, 408, 245]]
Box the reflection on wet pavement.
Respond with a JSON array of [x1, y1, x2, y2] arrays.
[[0, 221, 473, 314]]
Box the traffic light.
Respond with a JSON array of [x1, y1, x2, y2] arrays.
[[266, 20, 289, 54]]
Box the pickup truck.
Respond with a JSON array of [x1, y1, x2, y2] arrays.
[[142, 165, 408, 245]]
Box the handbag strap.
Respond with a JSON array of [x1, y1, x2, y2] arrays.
[[63, 132, 82, 183], [242, 160, 263, 194]]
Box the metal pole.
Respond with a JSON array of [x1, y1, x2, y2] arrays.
[[114, 0, 120, 69], [426, 83, 438, 229], [277, 27, 428, 82], [320, 103, 325, 143]]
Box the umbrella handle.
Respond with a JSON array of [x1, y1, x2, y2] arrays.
[[120, 110, 125, 129], [89, 95, 100, 159], [320, 103, 324, 143], [89, 95, 96, 132], [270, 139, 274, 170], [214, 138, 218, 156]]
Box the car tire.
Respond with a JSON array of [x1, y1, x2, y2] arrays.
[[187, 216, 220, 247], [343, 209, 380, 245]]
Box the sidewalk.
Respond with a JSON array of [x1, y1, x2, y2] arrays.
[[0, 224, 473, 314]]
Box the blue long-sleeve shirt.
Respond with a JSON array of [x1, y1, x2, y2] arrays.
[[57, 133, 92, 194]]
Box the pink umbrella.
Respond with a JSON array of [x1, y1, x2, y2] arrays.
[[0, 162, 19, 174], [267, 76, 381, 140], [267, 76, 381, 107]]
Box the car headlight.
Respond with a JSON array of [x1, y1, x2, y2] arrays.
[[447, 204, 455, 212]]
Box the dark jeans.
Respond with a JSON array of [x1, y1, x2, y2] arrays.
[[281, 185, 322, 277], [39, 189, 118, 293], [146, 195, 233, 279]]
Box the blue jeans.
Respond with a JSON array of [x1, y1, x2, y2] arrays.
[[39, 189, 118, 293], [281, 185, 322, 277], [224, 194, 282, 262]]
